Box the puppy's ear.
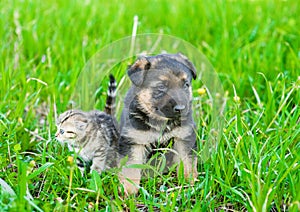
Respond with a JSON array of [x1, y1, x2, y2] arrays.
[[176, 53, 197, 80], [127, 57, 151, 86]]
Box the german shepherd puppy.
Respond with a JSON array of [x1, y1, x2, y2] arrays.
[[119, 53, 198, 194]]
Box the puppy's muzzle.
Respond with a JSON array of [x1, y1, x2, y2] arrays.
[[159, 98, 188, 118], [173, 104, 186, 113]]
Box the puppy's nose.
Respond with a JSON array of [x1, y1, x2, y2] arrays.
[[173, 105, 185, 113]]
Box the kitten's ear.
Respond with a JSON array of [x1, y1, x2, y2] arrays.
[[127, 56, 151, 86], [74, 120, 88, 131]]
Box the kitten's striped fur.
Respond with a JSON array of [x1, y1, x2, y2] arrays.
[[104, 74, 117, 115], [55, 75, 119, 174]]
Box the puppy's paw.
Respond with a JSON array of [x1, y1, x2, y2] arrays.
[[179, 159, 198, 184], [120, 179, 139, 196], [119, 176, 140, 195], [184, 161, 198, 177], [123, 181, 139, 195], [184, 168, 198, 185]]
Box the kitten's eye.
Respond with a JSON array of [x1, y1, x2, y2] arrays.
[[60, 129, 65, 134], [66, 131, 77, 138]]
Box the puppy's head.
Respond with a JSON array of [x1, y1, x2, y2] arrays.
[[128, 53, 197, 120]]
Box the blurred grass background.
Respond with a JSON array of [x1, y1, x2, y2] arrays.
[[0, 0, 299, 211]]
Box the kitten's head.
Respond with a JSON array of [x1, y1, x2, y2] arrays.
[[55, 110, 90, 147]]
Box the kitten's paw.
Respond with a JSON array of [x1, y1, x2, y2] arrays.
[[90, 164, 105, 175]]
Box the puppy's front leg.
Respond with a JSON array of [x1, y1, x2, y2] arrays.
[[119, 143, 146, 195], [173, 133, 198, 180]]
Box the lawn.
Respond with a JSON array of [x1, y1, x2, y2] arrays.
[[0, 0, 299, 211]]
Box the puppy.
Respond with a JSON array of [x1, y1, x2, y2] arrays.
[[118, 53, 198, 194]]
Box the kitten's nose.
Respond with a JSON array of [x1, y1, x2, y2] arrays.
[[55, 131, 59, 137], [173, 104, 185, 113]]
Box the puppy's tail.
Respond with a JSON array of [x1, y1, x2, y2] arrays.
[[105, 74, 117, 115]]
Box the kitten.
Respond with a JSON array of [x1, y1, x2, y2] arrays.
[[55, 74, 119, 174]]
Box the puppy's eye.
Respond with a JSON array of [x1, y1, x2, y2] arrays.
[[157, 84, 168, 92], [157, 84, 166, 90], [184, 81, 190, 89]]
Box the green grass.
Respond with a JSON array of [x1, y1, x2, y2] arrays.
[[0, 0, 299, 211]]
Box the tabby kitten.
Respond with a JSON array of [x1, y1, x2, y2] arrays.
[[55, 75, 119, 174]]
